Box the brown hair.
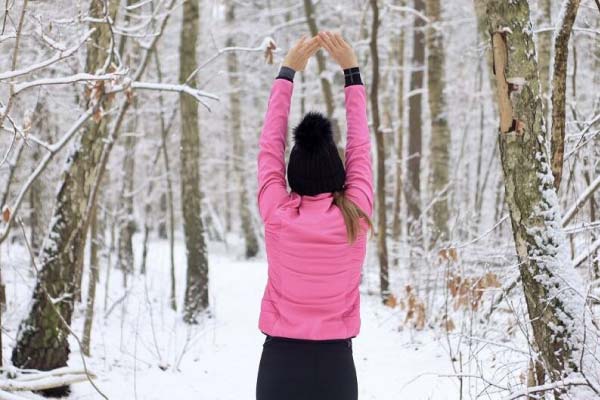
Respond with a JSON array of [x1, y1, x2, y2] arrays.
[[332, 190, 374, 244]]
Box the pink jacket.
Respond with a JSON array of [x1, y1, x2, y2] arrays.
[[256, 78, 373, 340]]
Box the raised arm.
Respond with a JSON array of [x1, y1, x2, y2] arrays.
[[257, 36, 321, 222], [318, 31, 373, 217], [343, 76, 373, 218], [257, 79, 293, 223]]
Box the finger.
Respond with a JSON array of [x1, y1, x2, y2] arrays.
[[304, 37, 321, 53], [317, 32, 334, 53], [303, 36, 319, 49], [323, 31, 337, 50], [294, 34, 308, 48], [333, 31, 346, 48], [305, 41, 320, 58], [319, 31, 336, 52]]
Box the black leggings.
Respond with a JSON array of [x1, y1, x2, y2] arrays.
[[256, 335, 358, 400]]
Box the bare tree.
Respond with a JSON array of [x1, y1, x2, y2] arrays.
[[426, 0, 450, 244], [391, 24, 405, 266], [550, 0, 580, 190], [179, 0, 209, 323], [302, 0, 341, 147], [486, 0, 597, 394], [369, 0, 390, 303], [11, 2, 121, 393], [536, 0, 552, 117], [407, 0, 426, 239], [226, 1, 259, 259]]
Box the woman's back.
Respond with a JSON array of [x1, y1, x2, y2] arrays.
[[259, 191, 369, 339]]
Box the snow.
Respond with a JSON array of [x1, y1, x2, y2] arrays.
[[2, 236, 483, 399]]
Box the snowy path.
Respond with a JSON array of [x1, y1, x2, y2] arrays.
[[50, 239, 460, 399]]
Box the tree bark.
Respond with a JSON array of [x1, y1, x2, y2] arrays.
[[369, 0, 390, 303], [407, 0, 426, 231], [486, 0, 595, 394], [116, 117, 137, 281], [426, 0, 450, 244], [179, 0, 209, 323], [151, 50, 177, 308], [11, 1, 120, 392], [536, 0, 552, 117], [302, 0, 342, 148], [29, 100, 48, 256], [82, 204, 99, 356], [550, 0, 580, 190], [226, 2, 259, 259], [392, 27, 405, 266]]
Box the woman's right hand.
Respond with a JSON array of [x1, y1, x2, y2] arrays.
[[317, 31, 358, 70], [282, 35, 321, 72]]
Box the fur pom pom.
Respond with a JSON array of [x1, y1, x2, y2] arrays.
[[292, 111, 333, 151]]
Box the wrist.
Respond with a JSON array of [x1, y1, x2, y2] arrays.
[[343, 66, 362, 87], [277, 65, 296, 82]]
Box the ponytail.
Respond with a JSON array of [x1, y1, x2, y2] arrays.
[[332, 190, 374, 244]]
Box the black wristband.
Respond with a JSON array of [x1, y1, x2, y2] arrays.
[[276, 66, 296, 82], [343, 67, 362, 86]]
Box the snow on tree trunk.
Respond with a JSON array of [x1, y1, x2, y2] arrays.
[[226, 2, 259, 259], [426, 0, 450, 244], [10, 1, 120, 396], [486, 0, 599, 395], [179, 0, 209, 324]]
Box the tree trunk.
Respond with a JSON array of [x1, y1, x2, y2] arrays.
[[179, 0, 209, 323], [486, 0, 596, 394], [550, 0, 580, 190], [426, 0, 450, 244], [153, 51, 177, 310], [302, 0, 342, 148], [116, 118, 137, 280], [407, 0, 425, 232], [226, 2, 259, 259], [11, 1, 120, 394], [369, 0, 390, 303], [29, 100, 48, 256], [392, 27, 405, 267], [536, 0, 552, 117], [82, 204, 99, 356]]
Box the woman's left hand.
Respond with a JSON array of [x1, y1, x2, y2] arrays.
[[282, 35, 320, 72]]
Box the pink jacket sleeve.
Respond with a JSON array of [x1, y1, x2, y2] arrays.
[[257, 79, 293, 222], [343, 84, 374, 218]]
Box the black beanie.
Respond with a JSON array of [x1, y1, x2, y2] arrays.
[[287, 111, 346, 196]]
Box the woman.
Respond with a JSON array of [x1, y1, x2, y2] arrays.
[[255, 31, 373, 400]]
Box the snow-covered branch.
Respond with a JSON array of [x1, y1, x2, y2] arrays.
[[0, 106, 97, 243], [562, 174, 600, 226], [12, 71, 126, 94], [0, 373, 95, 391], [184, 36, 276, 85], [574, 237, 600, 268], [0, 29, 95, 81], [386, 3, 430, 23], [501, 378, 589, 400], [130, 81, 219, 111]]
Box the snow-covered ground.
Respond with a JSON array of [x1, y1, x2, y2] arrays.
[[3, 236, 506, 400]]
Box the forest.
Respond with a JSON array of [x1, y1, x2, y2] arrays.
[[0, 0, 599, 399]]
